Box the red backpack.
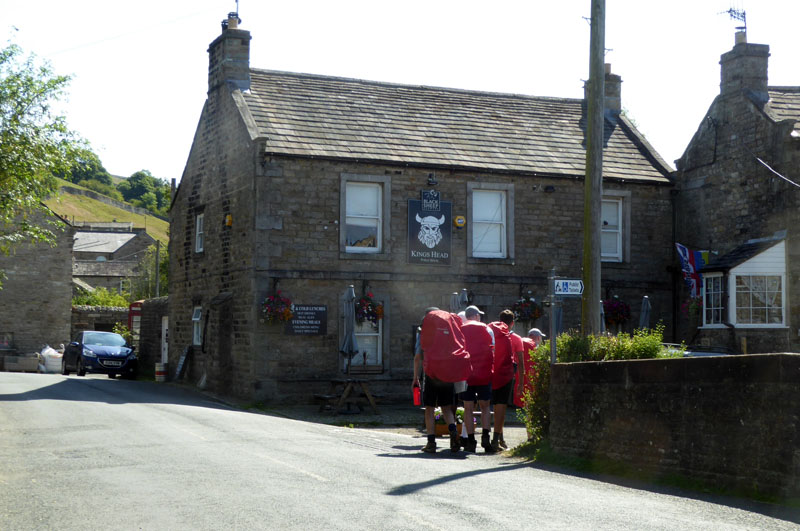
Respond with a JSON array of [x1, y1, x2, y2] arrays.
[[420, 310, 471, 382]]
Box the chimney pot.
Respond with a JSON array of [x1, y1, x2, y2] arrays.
[[735, 30, 747, 45]]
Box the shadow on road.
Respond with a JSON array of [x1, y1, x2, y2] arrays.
[[0, 374, 236, 411], [386, 462, 530, 495]]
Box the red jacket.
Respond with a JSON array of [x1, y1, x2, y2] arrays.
[[420, 310, 471, 382], [488, 321, 514, 388], [461, 320, 494, 385], [515, 337, 538, 406]]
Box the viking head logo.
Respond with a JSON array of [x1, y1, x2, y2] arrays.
[[416, 214, 445, 249]]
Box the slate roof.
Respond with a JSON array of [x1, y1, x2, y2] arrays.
[[702, 237, 784, 273], [241, 70, 673, 183], [765, 88, 800, 134], [73, 231, 137, 254]]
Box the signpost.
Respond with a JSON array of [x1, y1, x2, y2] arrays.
[[554, 279, 584, 296], [548, 271, 586, 364]]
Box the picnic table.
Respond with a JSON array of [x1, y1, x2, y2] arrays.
[[314, 378, 380, 415]]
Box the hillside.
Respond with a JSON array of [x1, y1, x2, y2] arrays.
[[44, 178, 169, 245]]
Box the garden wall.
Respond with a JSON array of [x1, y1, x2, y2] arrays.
[[549, 354, 800, 498]]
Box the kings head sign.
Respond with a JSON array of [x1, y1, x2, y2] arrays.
[[408, 198, 451, 265]]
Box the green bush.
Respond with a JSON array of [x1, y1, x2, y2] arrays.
[[518, 324, 683, 442], [72, 287, 129, 307]]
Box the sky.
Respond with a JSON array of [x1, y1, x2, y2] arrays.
[[2, 1, 798, 182]]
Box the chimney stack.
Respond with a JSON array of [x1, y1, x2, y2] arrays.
[[208, 13, 251, 93], [720, 32, 769, 98], [583, 63, 622, 114]]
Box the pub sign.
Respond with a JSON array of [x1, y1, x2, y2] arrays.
[[407, 197, 452, 265]]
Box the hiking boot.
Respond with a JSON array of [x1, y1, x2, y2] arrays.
[[449, 429, 460, 452], [491, 433, 502, 453], [460, 437, 470, 450], [463, 438, 477, 453], [498, 435, 508, 450], [482, 432, 496, 454], [422, 440, 437, 453]]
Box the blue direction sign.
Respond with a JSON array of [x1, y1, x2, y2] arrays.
[[554, 279, 584, 296]]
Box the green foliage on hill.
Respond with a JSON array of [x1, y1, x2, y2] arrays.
[[45, 179, 169, 245]]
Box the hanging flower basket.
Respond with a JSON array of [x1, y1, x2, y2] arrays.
[[603, 297, 631, 326], [511, 296, 543, 323], [355, 292, 383, 327], [262, 291, 293, 323]]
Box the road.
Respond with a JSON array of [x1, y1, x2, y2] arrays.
[[1, 372, 798, 530]]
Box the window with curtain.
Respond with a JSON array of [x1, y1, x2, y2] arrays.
[[703, 274, 724, 325], [345, 182, 382, 253], [735, 275, 783, 325]]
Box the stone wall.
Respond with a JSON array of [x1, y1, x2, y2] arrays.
[[549, 354, 800, 498], [0, 216, 73, 354], [59, 185, 167, 221], [71, 306, 128, 336]]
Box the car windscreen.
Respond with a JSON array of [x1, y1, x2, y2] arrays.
[[84, 333, 127, 347]]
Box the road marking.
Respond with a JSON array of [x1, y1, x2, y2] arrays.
[[249, 450, 329, 482]]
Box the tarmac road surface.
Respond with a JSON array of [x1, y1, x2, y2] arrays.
[[2, 372, 799, 530]]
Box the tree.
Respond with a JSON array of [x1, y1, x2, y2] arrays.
[[0, 43, 84, 261], [64, 148, 113, 187], [117, 169, 171, 217]]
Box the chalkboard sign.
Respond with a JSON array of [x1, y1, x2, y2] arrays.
[[285, 305, 327, 335], [175, 345, 191, 380]]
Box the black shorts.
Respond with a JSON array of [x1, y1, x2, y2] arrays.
[[423, 375, 455, 407], [459, 383, 492, 402], [491, 379, 514, 406]]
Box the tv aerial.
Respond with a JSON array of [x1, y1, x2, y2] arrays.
[[721, 6, 747, 33]]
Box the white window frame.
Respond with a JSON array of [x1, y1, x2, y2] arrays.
[[732, 274, 785, 327], [195, 213, 205, 253], [353, 318, 383, 367], [467, 182, 514, 260], [601, 197, 622, 262], [192, 307, 203, 346], [340, 174, 391, 256], [702, 273, 725, 327], [601, 191, 630, 262]]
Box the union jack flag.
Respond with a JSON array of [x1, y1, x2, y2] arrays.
[[675, 243, 706, 298]]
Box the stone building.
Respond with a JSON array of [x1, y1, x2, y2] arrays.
[[72, 222, 156, 293], [675, 31, 800, 353], [169, 15, 675, 402], [0, 211, 74, 355]]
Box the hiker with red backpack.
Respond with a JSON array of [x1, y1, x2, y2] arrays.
[[412, 307, 471, 454], [488, 310, 525, 452], [458, 305, 495, 453]]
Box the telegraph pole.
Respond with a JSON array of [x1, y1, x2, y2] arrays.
[[155, 240, 161, 297], [581, 0, 605, 336]]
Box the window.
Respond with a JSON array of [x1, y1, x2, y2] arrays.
[[340, 174, 391, 256], [354, 318, 383, 368], [703, 274, 724, 326], [467, 182, 514, 259], [735, 275, 783, 325], [192, 307, 203, 346], [345, 183, 381, 252], [195, 213, 205, 253], [601, 198, 622, 261]]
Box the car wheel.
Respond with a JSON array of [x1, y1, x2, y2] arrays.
[[61, 357, 70, 376], [77, 357, 86, 377]]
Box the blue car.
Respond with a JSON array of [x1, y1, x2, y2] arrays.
[[61, 331, 137, 379]]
